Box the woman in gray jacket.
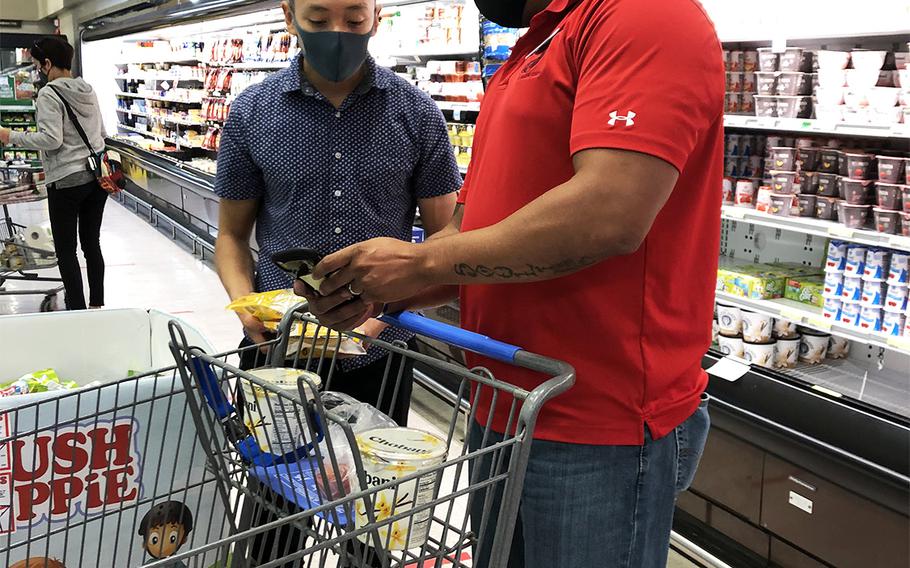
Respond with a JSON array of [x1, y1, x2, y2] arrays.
[[0, 37, 108, 310]]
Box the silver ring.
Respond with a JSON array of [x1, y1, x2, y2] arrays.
[[347, 283, 362, 296]]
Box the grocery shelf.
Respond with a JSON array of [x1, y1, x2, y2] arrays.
[[786, 359, 909, 420], [716, 291, 910, 355], [0, 121, 36, 126], [116, 108, 148, 117], [118, 124, 150, 136], [724, 115, 910, 140], [147, 114, 208, 127], [722, 205, 910, 253], [230, 61, 292, 70], [0, 105, 35, 112], [390, 46, 478, 58], [115, 74, 204, 81], [435, 101, 481, 112], [115, 56, 201, 65], [458, 165, 468, 175], [115, 91, 204, 104]]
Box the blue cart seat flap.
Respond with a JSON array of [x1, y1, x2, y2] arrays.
[[253, 460, 349, 525], [190, 356, 234, 419]]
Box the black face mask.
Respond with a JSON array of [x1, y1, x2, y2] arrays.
[[475, 0, 529, 28]]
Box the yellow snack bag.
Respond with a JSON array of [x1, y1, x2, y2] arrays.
[[226, 289, 302, 322]]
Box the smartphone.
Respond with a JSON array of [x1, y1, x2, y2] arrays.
[[271, 248, 326, 293]]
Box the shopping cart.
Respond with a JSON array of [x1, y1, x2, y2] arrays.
[[0, 165, 63, 312], [166, 304, 574, 568], [0, 309, 235, 568]]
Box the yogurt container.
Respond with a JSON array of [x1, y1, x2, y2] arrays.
[[858, 306, 883, 331], [773, 317, 799, 339], [774, 336, 801, 369], [826, 241, 848, 273], [840, 301, 862, 326], [877, 157, 906, 184], [242, 368, 322, 456], [874, 208, 901, 234], [838, 202, 872, 229], [743, 339, 776, 368], [822, 297, 843, 320], [882, 311, 906, 336], [844, 245, 867, 277], [742, 310, 773, 342], [841, 276, 863, 302], [355, 428, 447, 550], [827, 336, 851, 359], [799, 332, 829, 364], [860, 280, 885, 307], [823, 271, 844, 297], [863, 249, 891, 281], [884, 284, 909, 313], [717, 303, 743, 335], [717, 333, 744, 357], [887, 253, 909, 285]]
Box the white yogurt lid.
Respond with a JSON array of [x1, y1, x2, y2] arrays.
[[356, 428, 447, 463], [246, 367, 322, 394]]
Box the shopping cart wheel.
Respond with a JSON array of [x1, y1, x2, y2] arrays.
[[39, 294, 58, 312]]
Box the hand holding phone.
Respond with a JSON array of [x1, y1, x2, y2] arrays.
[[271, 248, 326, 293]]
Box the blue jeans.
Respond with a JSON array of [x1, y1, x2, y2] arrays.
[[470, 395, 710, 568]]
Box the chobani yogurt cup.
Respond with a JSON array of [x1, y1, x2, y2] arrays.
[[355, 428, 447, 550], [242, 368, 322, 455], [888, 253, 909, 285], [825, 240, 848, 272], [844, 245, 867, 277]]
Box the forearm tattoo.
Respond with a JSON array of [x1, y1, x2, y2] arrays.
[[453, 257, 596, 280]]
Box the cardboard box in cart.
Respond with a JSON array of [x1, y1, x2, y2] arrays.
[[0, 309, 230, 567]]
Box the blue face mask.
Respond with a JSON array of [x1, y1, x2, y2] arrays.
[[295, 23, 371, 83]]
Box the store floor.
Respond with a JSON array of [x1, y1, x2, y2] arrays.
[[1, 197, 700, 568]]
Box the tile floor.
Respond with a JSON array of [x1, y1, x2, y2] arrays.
[[0, 197, 701, 567]]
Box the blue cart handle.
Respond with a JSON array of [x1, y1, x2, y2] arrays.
[[379, 311, 521, 363]]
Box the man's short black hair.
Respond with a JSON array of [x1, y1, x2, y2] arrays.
[[30, 37, 74, 70], [138, 500, 194, 537]]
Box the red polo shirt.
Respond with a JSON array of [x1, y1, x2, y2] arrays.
[[458, 0, 724, 445]]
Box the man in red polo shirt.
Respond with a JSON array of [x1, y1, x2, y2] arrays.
[[302, 0, 724, 565]]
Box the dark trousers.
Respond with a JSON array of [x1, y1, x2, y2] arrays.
[[46, 181, 108, 310], [239, 336, 416, 566]]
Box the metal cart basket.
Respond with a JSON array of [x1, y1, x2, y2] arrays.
[[1, 165, 63, 312], [166, 305, 574, 568]]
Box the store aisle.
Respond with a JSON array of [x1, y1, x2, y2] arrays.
[[1, 196, 240, 351]]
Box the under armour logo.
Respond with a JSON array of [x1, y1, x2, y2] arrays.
[[608, 110, 636, 127]]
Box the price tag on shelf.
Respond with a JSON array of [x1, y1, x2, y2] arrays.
[[771, 36, 787, 54], [806, 315, 832, 331], [706, 356, 751, 382], [828, 226, 854, 239], [887, 235, 910, 250], [778, 307, 805, 323], [453, 109, 462, 121], [811, 385, 843, 398], [725, 207, 746, 219], [887, 336, 910, 351]]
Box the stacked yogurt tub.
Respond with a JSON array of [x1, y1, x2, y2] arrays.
[[822, 241, 910, 336], [714, 303, 848, 370]]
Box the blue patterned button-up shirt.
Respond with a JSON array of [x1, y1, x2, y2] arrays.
[[215, 55, 461, 367]]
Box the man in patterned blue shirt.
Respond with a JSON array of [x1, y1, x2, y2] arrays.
[[214, 0, 460, 425]]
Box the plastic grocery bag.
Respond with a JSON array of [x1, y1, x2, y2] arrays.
[[0, 368, 78, 397], [315, 392, 397, 501], [267, 319, 367, 360]]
